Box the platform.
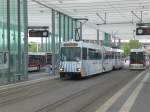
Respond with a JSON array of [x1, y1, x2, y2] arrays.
[[0, 68, 149, 112], [96, 68, 150, 112]]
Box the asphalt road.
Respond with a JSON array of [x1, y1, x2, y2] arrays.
[[0, 68, 141, 112]]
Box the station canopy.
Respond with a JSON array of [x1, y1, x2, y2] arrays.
[[28, 0, 150, 41]]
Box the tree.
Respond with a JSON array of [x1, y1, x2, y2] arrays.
[[28, 42, 38, 52], [122, 43, 130, 56], [129, 40, 142, 49], [121, 40, 142, 55]]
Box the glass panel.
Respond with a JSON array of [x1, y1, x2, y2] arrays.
[[82, 48, 87, 60], [61, 47, 81, 61], [60, 14, 64, 41], [0, 1, 7, 52], [0, 0, 8, 82], [0, 0, 27, 84], [88, 49, 102, 60], [55, 12, 59, 53], [69, 18, 72, 40], [10, 0, 18, 77], [73, 20, 76, 40], [65, 16, 68, 41]]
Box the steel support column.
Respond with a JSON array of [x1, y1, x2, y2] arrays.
[[80, 22, 82, 41], [58, 13, 61, 54], [71, 19, 73, 40], [41, 37, 43, 51], [23, 0, 28, 79], [68, 16, 69, 41], [97, 29, 100, 45], [52, 9, 56, 75], [63, 15, 65, 41]]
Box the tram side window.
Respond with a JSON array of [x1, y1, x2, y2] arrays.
[[82, 48, 87, 60], [109, 52, 113, 59], [97, 50, 102, 59], [88, 49, 102, 60], [40, 55, 46, 65], [115, 52, 118, 59], [118, 52, 121, 59], [88, 49, 96, 60], [46, 54, 52, 64], [104, 52, 109, 59], [112, 52, 115, 59]]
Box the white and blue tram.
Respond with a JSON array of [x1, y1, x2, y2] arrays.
[[59, 41, 124, 79]]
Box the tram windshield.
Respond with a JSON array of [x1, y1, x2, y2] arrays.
[[130, 52, 145, 63], [61, 47, 81, 61]]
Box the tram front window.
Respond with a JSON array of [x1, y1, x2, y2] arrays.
[[130, 52, 145, 63], [61, 47, 81, 61]]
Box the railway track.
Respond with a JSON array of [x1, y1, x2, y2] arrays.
[[34, 70, 141, 112], [0, 69, 141, 112], [34, 75, 129, 112], [0, 79, 71, 107]]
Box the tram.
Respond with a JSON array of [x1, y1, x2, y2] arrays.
[[129, 49, 148, 70], [59, 41, 124, 79], [28, 52, 52, 71]]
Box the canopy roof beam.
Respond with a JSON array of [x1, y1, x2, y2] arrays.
[[96, 12, 107, 24], [131, 11, 143, 23]]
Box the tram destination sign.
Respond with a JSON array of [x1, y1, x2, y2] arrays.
[[136, 23, 150, 27], [136, 27, 150, 35], [63, 43, 78, 47], [29, 30, 49, 37]]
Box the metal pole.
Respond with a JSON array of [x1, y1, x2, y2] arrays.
[[48, 32, 51, 51], [133, 30, 135, 40], [71, 19, 73, 40], [46, 37, 47, 52], [52, 9, 56, 75], [105, 12, 107, 24], [80, 22, 82, 41], [97, 29, 100, 45], [75, 20, 77, 41], [64, 15, 66, 41], [68, 16, 69, 41], [58, 13, 61, 54], [23, 0, 28, 79], [141, 11, 143, 23], [41, 37, 43, 51]]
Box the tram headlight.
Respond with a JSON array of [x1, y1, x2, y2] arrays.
[[60, 68, 64, 71], [76, 68, 81, 72]]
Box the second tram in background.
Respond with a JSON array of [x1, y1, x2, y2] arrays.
[[129, 49, 150, 70], [28, 52, 52, 71], [59, 41, 124, 79]]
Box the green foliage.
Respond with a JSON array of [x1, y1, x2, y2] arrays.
[[129, 40, 142, 49], [28, 42, 38, 52], [122, 43, 130, 56], [121, 40, 142, 55]]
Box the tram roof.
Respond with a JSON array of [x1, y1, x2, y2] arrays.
[[130, 49, 145, 52], [61, 41, 123, 53], [61, 41, 103, 50], [28, 52, 52, 55]]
